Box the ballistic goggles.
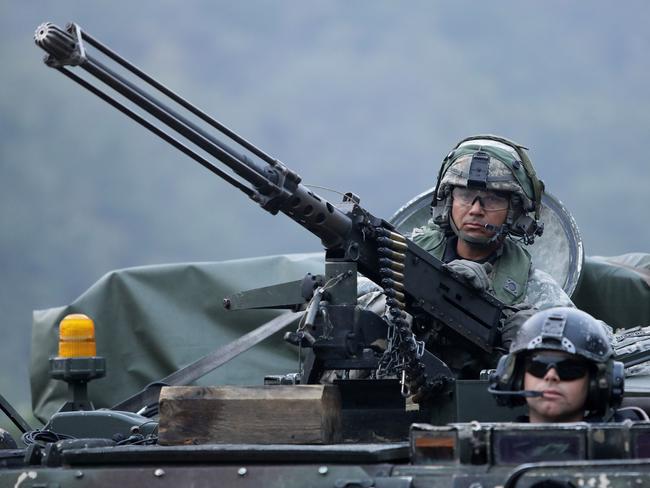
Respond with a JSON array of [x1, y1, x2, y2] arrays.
[[452, 187, 509, 212]]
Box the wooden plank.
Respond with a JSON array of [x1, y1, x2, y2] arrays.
[[158, 385, 342, 445]]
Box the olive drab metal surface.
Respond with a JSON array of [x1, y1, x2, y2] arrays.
[[4, 422, 650, 486]]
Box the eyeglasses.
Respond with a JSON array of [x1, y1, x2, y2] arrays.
[[452, 187, 509, 212], [525, 353, 589, 381]]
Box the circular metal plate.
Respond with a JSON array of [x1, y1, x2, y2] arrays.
[[389, 188, 584, 297]]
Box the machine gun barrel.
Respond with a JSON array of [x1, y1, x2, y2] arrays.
[[35, 22, 353, 249], [35, 22, 505, 353]]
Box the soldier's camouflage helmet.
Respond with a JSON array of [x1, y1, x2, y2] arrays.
[[432, 135, 545, 244]]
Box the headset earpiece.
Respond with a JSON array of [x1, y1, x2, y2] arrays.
[[490, 354, 526, 408], [585, 360, 624, 415]]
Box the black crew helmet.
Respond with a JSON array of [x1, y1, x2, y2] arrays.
[[490, 307, 624, 417]]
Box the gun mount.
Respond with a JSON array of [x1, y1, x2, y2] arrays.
[[34, 21, 508, 402]]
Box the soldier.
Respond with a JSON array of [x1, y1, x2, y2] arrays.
[[489, 307, 643, 423], [409, 135, 574, 376]]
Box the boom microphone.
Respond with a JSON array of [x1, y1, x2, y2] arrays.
[[487, 386, 543, 398], [484, 223, 509, 244]]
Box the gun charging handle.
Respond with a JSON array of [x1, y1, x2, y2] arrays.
[[284, 287, 323, 347]]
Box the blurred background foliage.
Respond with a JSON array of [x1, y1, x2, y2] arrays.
[[1, 1, 650, 432]]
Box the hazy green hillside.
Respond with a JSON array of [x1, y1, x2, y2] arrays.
[[1, 0, 650, 432]]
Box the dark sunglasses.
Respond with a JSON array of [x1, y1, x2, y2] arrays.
[[525, 353, 589, 381]]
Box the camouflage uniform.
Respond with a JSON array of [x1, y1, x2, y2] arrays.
[[411, 221, 574, 310], [405, 220, 574, 377], [525, 267, 574, 311], [370, 135, 575, 378]]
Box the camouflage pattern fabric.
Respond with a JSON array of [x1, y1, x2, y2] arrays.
[[498, 268, 573, 352], [442, 153, 533, 209], [614, 326, 650, 377], [437, 135, 541, 213], [524, 268, 574, 310]]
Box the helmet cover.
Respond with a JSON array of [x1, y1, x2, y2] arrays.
[[432, 135, 545, 244]]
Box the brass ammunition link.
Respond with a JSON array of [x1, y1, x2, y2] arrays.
[[381, 278, 405, 292], [376, 247, 406, 262], [377, 236, 408, 253], [379, 268, 405, 282], [375, 229, 446, 401], [379, 257, 405, 272]]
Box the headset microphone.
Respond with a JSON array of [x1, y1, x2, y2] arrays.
[[484, 223, 508, 244], [487, 387, 543, 398]]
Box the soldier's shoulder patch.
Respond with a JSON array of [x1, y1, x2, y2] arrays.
[[503, 277, 519, 297]]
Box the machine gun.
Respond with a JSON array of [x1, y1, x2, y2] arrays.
[[34, 22, 505, 403]]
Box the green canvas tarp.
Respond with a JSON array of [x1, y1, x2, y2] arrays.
[[31, 253, 324, 422], [573, 253, 650, 331]]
